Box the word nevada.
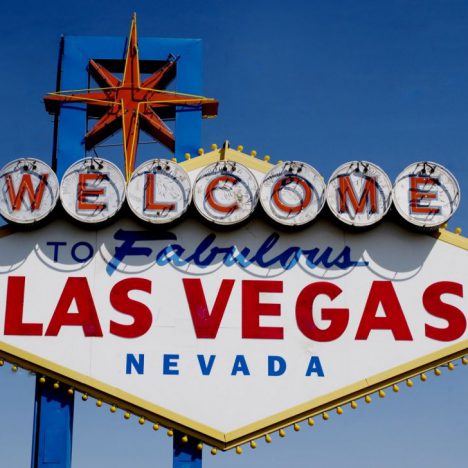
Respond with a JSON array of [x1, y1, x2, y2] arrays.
[[0, 156, 460, 229]]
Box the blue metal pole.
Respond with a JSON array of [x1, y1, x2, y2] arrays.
[[31, 377, 74, 468], [173, 431, 202, 468]]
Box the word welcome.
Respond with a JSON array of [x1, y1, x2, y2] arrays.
[[0, 158, 460, 229]]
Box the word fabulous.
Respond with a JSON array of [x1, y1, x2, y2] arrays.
[[0, 157, 460, 229]]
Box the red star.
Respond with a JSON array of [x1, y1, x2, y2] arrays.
[[44, 14, 218, 180]]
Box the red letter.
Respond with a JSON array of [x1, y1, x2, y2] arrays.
[[183, 278, 235, 338], [77, 173, 107, 211], [338, 176, 378, 214], [424, 281, 465, 341], [205, 176, 238, 213], [242, 280, 283, 339], [296, 282, 348, 342], [45, 277, 103, 336], [144, 173, 176, 211], [356, 281, 412, 340], [4, 276, 43, 335], [110, 278, 153, 338], [272, 176, 312, 213], [5, 173, 48, 211], [409, 176, 440, 215]]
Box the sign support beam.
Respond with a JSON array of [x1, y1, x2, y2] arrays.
[[31, 377, 74, 468], [173, 431, 202, 468]]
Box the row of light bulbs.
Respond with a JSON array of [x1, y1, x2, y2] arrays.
[[0, 355, 466, 455]]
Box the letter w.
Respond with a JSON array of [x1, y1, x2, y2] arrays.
[[183, 278, 235, 338], [5, 173, 49, 211]]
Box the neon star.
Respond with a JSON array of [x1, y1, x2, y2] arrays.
[[44, 14, 218, 180]]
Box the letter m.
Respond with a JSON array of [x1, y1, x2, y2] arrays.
[[338, 175, 378, 214], [4, 173, 49, 211]]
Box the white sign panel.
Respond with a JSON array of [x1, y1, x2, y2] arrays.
[[0, 216, 466, 447]]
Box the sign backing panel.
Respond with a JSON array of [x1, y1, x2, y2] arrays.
[[0, 214, 466, 449]]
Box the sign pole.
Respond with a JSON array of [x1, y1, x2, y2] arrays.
[[31, 378, 74, 468], [173, 431, 202, 468]]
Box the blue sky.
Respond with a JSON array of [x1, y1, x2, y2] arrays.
[[0, 1, 467, 467]]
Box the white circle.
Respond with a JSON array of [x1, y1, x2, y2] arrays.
[[326, 161, 392, 227], [260, 161, 326, 226], [126, 159, 192, 224], [60, 158, 126, 224], [393, 161, 460, 229], [193, 161, 259, 225], [0, 158, 59, 224]]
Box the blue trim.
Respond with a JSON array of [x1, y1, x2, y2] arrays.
[[31, 378, 74, 468], [173, 431, 202, 468]]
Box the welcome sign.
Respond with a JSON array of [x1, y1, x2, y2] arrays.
[[0, 148, 466, 450], [0, 15, 466, 456]]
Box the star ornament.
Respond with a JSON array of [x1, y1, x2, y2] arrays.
[[44, 14, 218, 180]]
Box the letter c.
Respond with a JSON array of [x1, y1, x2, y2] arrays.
[[205, 175, 239, 213]]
